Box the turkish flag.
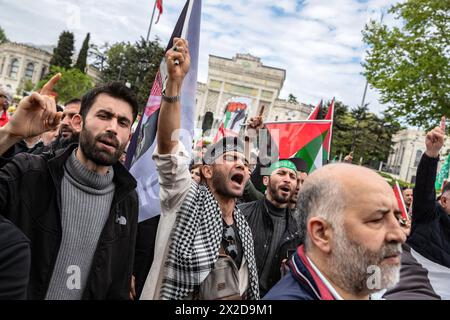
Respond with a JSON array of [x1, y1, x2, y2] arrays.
[[155, 0, 163, 23]]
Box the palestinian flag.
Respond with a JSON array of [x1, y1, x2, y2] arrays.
[[213, 101, 248, 142], [265, 120, 332, 173], [307, 99, 322, 120], [323, 98, 335, 161]]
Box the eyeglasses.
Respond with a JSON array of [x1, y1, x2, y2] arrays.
[[222, 225, 238, 259]]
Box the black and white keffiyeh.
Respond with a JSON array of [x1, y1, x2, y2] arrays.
[[160, 182, 260, 300]]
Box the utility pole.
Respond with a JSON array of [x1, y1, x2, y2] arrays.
[[351, 11, 384, 154]]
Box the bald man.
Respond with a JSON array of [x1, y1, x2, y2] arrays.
[[264, 163, 406, 300]]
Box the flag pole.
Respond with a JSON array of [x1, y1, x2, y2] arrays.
[[327, 98, 335, 161], [146, 1, 158, 42]]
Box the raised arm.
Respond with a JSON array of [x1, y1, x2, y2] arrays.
[[412, 122, 445, 223], [157, 38, 190, 155], [0, 95, 62, 156]]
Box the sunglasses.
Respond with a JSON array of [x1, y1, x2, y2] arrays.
[[223, 225, 238, 259]]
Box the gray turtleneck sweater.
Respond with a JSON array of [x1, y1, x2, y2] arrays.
[[45, 150, 115, 300]]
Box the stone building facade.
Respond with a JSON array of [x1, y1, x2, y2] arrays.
[[0, 42, 102, 96], [0, 42, 51, 93], [195, 53, 312, 138], [386, 129, 450, 183]]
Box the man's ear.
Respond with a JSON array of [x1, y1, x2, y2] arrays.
[[201, 164, 213, 180], [71, 114, 82, 132], [440, 196, 447, 208], [307, 217, 333, 254], [263, 176, 269, 187]]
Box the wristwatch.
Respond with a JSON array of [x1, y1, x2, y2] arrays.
[[162, 90, 180, 103]]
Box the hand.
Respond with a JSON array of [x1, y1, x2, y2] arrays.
[[425, 118, 445, 158], [245, 116, 265, 142], [40, 73, 61, 96], [343, 152, 353, 163], [165, 37, 190, 86], [4, 92, 62, 139], [247, 116, 265, 131], [129, 275, 136, 300]]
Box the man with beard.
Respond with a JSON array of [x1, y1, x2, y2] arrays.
[[29, 99, 82, 156], [59, 98, 81, 141], [402, 187, 413, 214], [0, 75, 139, 299], [140, 38, 259, 300], [289, 171, 308, 210], [264, 163, 406, 300], [287, 158, 308, 210], [239, 160, 301, 297]]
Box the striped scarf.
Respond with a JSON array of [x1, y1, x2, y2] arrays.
[[160, 182, 260, 300]]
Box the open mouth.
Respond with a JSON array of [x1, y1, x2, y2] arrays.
[[280, 186, 291, 193], [231, 173, 244, 186]]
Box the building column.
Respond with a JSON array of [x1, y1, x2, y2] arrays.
[[214, 80, 225, 123]]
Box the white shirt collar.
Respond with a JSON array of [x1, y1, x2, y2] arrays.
[[306, 255, 344, 300]]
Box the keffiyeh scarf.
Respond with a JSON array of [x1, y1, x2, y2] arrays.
[[160, 182, 260, 300]]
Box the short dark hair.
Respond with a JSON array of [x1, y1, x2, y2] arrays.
[[64, 98, 81, 107], [80, 82, 138, 123], [190, 163, 202, 171]]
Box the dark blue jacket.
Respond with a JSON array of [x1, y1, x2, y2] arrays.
[[407, 154, 450, 268], [263, 246, 334, 300]]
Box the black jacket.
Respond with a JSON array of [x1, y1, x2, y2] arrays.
[[239, 199, 301, 297], [383, 244, 442, 300], [407, 153, 450, 268], [0, 144, 138, 299], [0, 215, 31, 300]]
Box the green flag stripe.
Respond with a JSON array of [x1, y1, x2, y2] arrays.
[[293, 130, 328, 172]]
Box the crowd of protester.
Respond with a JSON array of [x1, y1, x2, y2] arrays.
[[0, 37, 449, 300]]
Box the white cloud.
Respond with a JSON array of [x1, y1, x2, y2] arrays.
[[0, 0, 399, 114]]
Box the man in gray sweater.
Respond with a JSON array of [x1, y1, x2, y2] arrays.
[[0, 74, 139, 299]]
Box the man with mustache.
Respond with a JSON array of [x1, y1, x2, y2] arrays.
[[0, 75, 139, 299], [264, 163, 406, 300], [59, 98, 81, 141], [140, 38, 259, 300], [29, 98, 82, 156], [239, 160, 301, 297]]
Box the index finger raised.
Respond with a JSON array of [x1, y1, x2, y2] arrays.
[[41, 73, 61, 96]]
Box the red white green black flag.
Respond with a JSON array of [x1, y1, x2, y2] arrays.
[[265, 120, 333, 173]]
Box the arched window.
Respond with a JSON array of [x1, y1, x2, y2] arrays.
[[25, 63, 34, 79], [40, 66, 47, 80], [9, 59, 19, 78], [413, 150, 423, 167], [202, 111, 214, 133]]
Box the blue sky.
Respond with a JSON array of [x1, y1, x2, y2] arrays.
[[0, 0, 402, 114]]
